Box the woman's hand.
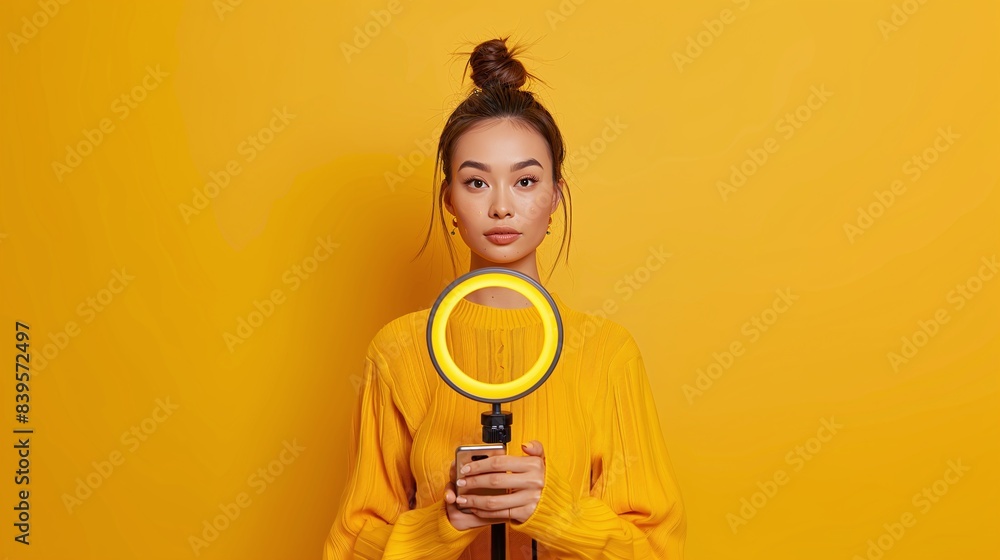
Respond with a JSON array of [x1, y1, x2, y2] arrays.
[[444, 456, 498, 531], [451, 440, 546, 524], [444, 481, 495, 531]]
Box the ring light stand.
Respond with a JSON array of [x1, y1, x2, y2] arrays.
[[427, 267, 564, 560]]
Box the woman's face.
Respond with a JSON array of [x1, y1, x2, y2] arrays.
[[444, 118, 562, 268]]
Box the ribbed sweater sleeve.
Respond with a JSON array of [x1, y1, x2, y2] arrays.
[[511, 334, 687, 559], [322, 342, 484, 560]]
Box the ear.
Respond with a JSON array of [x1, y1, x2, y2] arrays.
[[442, 180, 455, 215], [549, 179, 564, 213]]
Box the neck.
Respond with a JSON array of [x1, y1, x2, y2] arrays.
[[465, 252, 542, 309]]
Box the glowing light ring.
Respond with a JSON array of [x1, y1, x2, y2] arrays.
[[427, 267, 563, 404]]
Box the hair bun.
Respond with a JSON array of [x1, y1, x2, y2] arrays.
[[469, 37, 528, 90]]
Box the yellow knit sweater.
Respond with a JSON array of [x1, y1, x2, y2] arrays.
[[323, 292, 686, 559]]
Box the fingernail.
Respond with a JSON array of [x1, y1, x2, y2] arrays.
[[456, 479, 466, 487], [456, 497, 467, 504], [460, 465, 470, 474]]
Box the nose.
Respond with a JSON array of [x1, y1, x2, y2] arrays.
[[489, 184, 513, 219]]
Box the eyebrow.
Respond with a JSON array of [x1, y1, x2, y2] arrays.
[[457, 159, 543, 173]]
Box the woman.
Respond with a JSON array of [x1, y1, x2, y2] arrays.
[[324, 37, 686, 559]]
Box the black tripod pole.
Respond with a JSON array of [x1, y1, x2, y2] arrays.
[[491, 523, 505, 560], [483, 403, 511, 560], [482, 403, 539, 560]]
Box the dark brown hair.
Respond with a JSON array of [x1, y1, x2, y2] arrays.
[[413, 36, 573, 283]]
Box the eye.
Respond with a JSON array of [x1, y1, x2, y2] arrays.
[[463, 178, 487, 189], [518, 175, 540, 187]]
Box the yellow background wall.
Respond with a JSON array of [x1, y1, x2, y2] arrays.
[[1, 0, 996, 558]]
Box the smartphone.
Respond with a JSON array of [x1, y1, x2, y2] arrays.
[[455, 444, 507, 513]]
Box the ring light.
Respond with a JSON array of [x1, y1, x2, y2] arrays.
[[426, 267, 563, 404]]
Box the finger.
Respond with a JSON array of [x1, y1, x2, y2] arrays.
[[446, 501, 482, 523], [446, 502, 496, 528], [457, 491, 533, 513], [445, 499, 473, 516], [521, 440, 545, 459], [459, 471, 542, 492], [467, 506, 524, 520], [444, 486, 456, 504], [460, 454, 543, 476], [445, 491, 476, 515]]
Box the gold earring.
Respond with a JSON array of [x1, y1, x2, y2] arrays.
[[451, 216, 458, 235], [546, 216, 552, 235]]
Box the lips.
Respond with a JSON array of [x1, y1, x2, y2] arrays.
[[484, 227, 521, 245], [485, 227, 520, 235]]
